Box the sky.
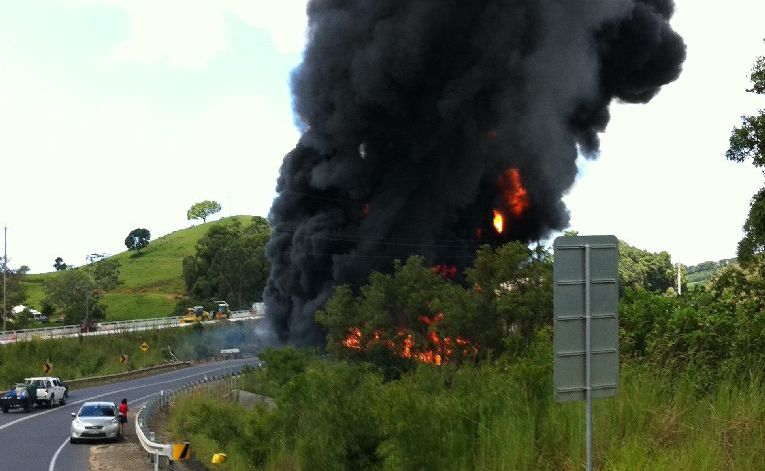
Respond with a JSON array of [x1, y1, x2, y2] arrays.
[[1, 0, 764, 274]]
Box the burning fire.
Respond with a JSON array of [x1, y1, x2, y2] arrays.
[[342, 327, 362, 350], [493, 210, 504, 234], [492, 168, 529, 234], [341, 312, 477, 365], [431, 264, 458, 279], [501, 168, 529, 217]]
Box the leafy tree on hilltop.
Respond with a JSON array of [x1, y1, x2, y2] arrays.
[[183, 217, 270, 309], [187, 200, 222, 223], [53, 257, 68, 271], [125, 228, 151, 254], [727, 41, 765, 264]]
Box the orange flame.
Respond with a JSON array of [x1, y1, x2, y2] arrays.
[[493, 210, 504, 234], [491, 168, 529, 234], [402, 334, 413, 359], [431, 265, 457, 279], [499, 168, 529, 217], [342, 327, 362, 350], [341, 312, 476, 366]]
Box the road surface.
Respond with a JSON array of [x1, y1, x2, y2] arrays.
[[0, 358, 258, 471]]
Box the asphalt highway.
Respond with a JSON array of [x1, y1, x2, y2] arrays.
[[0, 358, 258, 471]]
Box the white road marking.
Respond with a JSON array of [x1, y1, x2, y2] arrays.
[[47, 438, 68, 471], [0, 361, 245, 432], [48, 391, 158, 471]]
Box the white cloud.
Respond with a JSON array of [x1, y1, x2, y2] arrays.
[[563, 0, 765, 265], [69, 0, 308, 69]]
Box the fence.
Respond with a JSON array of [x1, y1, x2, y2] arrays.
[[0, 310, 262, 345], [136, 372, 241, 471]]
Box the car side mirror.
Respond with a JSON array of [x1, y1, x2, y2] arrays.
[[71, 412, 76, 417]]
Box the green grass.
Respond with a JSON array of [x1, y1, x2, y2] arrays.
[[21, 273, 47, 309], [686, 269, 718, 286], [100, 293, 178, 321], [0, 321, 262, 384], [166, 352, 765, 471], [18, 216, 255, 321]]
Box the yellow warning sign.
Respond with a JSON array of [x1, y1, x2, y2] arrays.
[[120, 354, 128, 364], [43, 361, 53, 374], [140, 342, 149, 352], [173, 442, 190, 460], [211, 453, 227, 464]]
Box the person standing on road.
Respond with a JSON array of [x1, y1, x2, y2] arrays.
[[118, 398, 128, 437]]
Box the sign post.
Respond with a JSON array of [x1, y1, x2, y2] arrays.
[[553, 235, 619, 471]]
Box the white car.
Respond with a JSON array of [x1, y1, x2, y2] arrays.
[[70, 401, 122, 443], [24, 376, 67, 407]]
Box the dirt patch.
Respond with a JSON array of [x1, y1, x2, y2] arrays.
[[89, 414, 154, 471], [89, 410, 198, 471]]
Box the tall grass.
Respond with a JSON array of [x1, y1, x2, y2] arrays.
[[0, 322, 261, 385], [166, 345, 765, 471]]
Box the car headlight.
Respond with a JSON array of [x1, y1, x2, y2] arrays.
[[72, 420, 85, 432]]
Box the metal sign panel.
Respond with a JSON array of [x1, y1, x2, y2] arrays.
[[553, 235, 619, 402]]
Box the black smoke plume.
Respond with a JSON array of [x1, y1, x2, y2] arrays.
[[265, 0, 686, 345]]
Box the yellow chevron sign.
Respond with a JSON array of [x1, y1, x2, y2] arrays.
[[173, 442, 190, 460]]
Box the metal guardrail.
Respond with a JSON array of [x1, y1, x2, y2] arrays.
[[136, 372, 241, 470], [64, 361, 192, 391], [0, 310, 262, 345]]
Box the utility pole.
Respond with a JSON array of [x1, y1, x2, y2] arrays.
[[676, 262, 682, 295], [3, 225, 7, 332]]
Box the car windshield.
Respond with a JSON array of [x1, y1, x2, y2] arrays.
[[25, 380, 45, 387], [78, 405, 115, 417]]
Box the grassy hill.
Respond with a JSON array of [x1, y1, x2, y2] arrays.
[[20, 216, 254, 322], [685, 258, 737, 287]]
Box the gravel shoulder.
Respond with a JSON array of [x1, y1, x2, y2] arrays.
[[88, 413, 153, 471]]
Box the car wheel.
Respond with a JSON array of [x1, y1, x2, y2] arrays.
[[1, 406, 8, 413], [70, 437, 78, 444], [59, 396, 66, 406]]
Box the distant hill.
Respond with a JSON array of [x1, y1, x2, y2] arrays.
[[685, 258, 737, 286], [20, 216, 255, 321]]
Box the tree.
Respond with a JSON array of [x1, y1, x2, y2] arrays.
[[2, 262, 28, 312], [187, 200, 222, 223], [317, 242, 553, 363], [618, 240, 676, 295], [183, 217, 270, 309], [53, 257, 68, 271], [124, 228, 151, 254], [42, 258, 122, 325], [727, 41, 765, 263]]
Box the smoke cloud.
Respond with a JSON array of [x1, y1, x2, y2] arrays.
[[264, 0, 686, 345]]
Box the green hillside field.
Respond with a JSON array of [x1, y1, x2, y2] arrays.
[[20, 216, 255, 322]]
